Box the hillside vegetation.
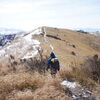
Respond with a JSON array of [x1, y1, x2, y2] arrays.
[[0, 26, 100, 100]]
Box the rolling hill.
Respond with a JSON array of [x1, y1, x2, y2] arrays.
[[0, 26, 100, 100]]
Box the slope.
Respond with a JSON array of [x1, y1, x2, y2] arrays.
[[38, 27, 100, 68]]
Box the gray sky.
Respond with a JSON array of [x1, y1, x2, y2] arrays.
[[0, 0, 100, 31]]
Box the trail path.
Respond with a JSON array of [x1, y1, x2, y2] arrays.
[[43, 27, 54, 51]]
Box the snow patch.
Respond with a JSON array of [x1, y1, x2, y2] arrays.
[[61, 80, 95, 100], [0, 49, 6, 57], [61, 80, 77, 89], [0, 28, 41, 59]]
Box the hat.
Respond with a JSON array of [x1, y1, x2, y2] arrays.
[[50, 52, 56, 58]]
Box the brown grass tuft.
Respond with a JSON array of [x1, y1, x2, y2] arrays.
[[0, 72, 46, 99], [59, 62, 96, 89]]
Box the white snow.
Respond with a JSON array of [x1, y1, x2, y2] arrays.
[[32, 27, 43, 35], [61, 80, 77, 89], [22, 28, 41, 59], [61, 80, 93, 99], [50, 44, 54, 51], [0, 27, 42, 59], [0, 49, 6, 57]]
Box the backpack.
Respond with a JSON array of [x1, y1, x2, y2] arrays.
[[51, 58, 58, 63]]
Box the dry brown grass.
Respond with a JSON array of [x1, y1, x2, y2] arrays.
[[0, 72, 46, 100], [59, 61, 96, 89], [6, 85, 69, 100], [7, 89, 34, 100], [0, 27, 100, 99], [0, 68, 69, 100], [0, 56, 99, 99], [0, 55, 99, 100], [32, 85, 69, 100]]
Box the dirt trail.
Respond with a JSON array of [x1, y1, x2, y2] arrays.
[[43, 27, 54, 52]]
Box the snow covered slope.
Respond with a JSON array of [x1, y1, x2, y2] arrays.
[[0, 28, 27, 47], [0, 27, 43, 59]]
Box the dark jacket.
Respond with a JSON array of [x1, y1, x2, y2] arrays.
[[47, 52, 60, 71]]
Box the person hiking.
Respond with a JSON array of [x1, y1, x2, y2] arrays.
[[47, 52, 60, 77]]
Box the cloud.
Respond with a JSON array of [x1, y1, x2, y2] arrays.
[[0, 0, 100, 30], [0, 2, 33, 14]]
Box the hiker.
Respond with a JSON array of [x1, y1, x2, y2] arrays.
[[47, 52, 60, 77]]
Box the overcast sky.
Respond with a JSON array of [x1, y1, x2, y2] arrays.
[[0, 0, 100, 31]]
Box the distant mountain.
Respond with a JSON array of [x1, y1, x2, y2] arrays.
[[80, 28, 100, 33], [0, 27, 25, 35], [75, 28, 100, 35], [0, 28, 26, 47], [0, 34, 16, 46]]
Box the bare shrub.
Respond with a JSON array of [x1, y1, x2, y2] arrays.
[[0, 72, 45, 99], [32, 85, 69, 100], [24, 56, 48, 73], [71, 51, 76, 56], [59, 60, 95, 89], [10, 55, 15, 60], [0, 50, 48, 75], [60, 68, 74, 80], [0, 71, 70, 100], [82, 54, 100, 81], [7, 89, 34, 100], [0, 63, 11, 75]]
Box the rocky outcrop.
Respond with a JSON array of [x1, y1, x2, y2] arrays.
[[0, 34, 16, 46], [61, 80, 96, 100]]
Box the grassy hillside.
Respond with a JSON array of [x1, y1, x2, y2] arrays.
[[40, 27, 100, 68], [0, 26, 100, 100]]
